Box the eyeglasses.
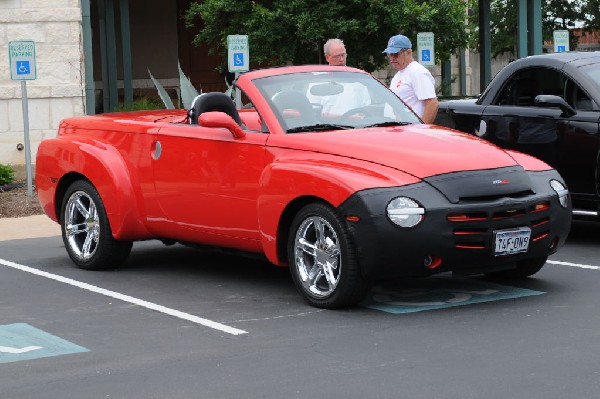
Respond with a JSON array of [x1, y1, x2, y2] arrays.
[[330, 53, 347, 59], [388, 49, 408, 58]]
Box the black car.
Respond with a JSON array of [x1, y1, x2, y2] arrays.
[[437, 51, 600, 219]]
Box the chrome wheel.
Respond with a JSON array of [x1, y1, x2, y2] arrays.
[[293, 215, 342, 298], [60, 180, 132, 270], [288, 203, 369, 308], [64, 190, 100, 261]]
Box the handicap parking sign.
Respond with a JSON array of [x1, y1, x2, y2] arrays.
[[9, 40, 36, 80], [362, 276, 544, 314], [0, 323, 88, 363], [16, 61, 30, 75], [417, 32, 435, 67], [233, 53, 244, 66], [227, 35, 249, 73]]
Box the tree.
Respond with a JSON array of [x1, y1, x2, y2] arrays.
[[467, 0, 597, 57], [581, 0, 600, 32], [185, 0, 469, 73]]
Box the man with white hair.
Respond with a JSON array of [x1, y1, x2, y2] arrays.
[[323, 38, 348, 66], [308, 38, 370, 116]]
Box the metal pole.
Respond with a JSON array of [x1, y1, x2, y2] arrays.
[[479, 0, 492, 91], [81, 0, 96, 115], [21, 81, 33, 197], [235, 72, 241, 108], [120, 0, 133, 106]]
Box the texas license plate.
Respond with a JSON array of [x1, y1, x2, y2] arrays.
[[494, 227, 531, 256]]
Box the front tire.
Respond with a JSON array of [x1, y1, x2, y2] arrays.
[[288, 203, 369, 309], [61, 180, 132, 270], [485, 256, 547, 279]]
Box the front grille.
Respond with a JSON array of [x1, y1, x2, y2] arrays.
[[448, 200, 552, 253], [458, 190, 534, 203]]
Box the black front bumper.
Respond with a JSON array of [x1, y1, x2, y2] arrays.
[[337, 169, 572, 279]]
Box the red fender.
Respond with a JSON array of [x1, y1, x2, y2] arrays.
[[36, 137, 152, 240], [256, 155, 420, 265]]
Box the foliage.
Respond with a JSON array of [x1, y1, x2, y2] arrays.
[[185, 0, 469, 72], [0, 164, 15, 185], [115, 97, 163, 112], [581, 0, 600, 32], [466, 0, 599, 57]]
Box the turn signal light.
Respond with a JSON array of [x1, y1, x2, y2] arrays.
[[424, 255, 442, 269]]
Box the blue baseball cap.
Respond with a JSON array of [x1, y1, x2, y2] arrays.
[[383, 34, 412, 53]]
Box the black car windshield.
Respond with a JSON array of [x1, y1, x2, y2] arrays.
[[253, 71, 421, 133], [582, 63, 600, 92]]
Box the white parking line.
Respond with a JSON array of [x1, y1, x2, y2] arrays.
[[0, 258, 247, 336], [547, 260, 600, 270]]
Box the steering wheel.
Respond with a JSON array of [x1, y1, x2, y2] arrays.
[[338, 105, 378, 124]]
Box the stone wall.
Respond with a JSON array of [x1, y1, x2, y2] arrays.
[[0, 0, 85, 170]]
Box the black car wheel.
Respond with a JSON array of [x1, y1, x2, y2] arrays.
[[61, 180, 132, 270], [485, 256, 547, 279], [288, 203, 369, 309]]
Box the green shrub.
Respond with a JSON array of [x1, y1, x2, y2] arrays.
[[115, 97, 163, 112], [0, 164, 15, 185]]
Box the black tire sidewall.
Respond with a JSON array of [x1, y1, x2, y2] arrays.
[[61, 180, 131, 270], [287, 202, 368, 308]]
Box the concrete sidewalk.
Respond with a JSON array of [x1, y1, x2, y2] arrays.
[[0, 215, 61, 241]]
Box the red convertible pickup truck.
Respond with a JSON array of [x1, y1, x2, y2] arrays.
[[36, 65, 571, 308]]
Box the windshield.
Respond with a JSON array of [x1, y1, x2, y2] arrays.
[[581, 63, 600, 92], [252, 71, 421, 133]]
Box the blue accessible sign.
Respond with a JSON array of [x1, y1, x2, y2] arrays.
[[362, 276, 544, 314], [0, 323, 88, 364]]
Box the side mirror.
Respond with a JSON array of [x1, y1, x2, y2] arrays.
[[198, 111, 246, 138], [534, 95, 576, 117]]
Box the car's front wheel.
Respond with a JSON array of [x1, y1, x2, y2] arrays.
[[61, 180, 132, 270], [485, 256, 547, 279], [288, 203, 369, 309]]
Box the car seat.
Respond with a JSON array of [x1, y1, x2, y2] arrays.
[[188, 92, 243, 125], [271, 90, 317, 130]]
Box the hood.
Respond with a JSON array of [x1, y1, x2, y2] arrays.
[[266, 124, 521, 179]]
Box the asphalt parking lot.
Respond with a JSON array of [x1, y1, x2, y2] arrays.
[[1, 218, 600, 399]]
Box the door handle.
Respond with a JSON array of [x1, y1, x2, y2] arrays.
[[152, 140, 162, 160]]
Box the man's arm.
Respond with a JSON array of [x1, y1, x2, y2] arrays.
[[421, 97, 439, 124]]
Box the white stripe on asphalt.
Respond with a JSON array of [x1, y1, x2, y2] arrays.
[[0, 258, 247, 336], [547, 260, 600, 270]]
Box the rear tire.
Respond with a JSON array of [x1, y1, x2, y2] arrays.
[[288, 203, 369, 309], [61, 180, 132, 270], [485, 256, 547, 279]]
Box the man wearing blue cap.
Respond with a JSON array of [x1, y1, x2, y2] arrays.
[[383, 34, 438, 124]]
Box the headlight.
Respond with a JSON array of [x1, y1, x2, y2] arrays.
[[386, 197, 425, 228], [550, 179, 569, 208]]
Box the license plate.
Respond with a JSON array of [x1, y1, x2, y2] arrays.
[[494, 227, 531, 256]]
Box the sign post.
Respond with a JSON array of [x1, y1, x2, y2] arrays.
[[553, 30, 569, 53], [417, 32, 435, 67], [227, 35, 249, 108], [8, 40, 36, 196]]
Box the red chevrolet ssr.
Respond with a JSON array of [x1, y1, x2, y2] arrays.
[[36, 65, 572, 308]]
